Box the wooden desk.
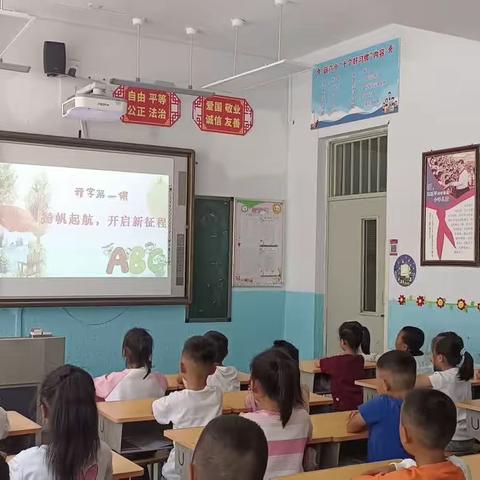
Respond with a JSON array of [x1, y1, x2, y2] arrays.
[[300, 360, 376, 391], [166, 372, 251, 392], [112, 451, 144, 479], [222, 391, 333, 414], [7, 411, 42, 437], [355, 378, 379, 403], [279, 454, 480, 479], [164, 410, 367, 477], [457, 399, 480, 441]]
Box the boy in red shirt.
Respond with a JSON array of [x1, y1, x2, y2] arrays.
[[315, 321, 365, 411], [354, 389, 471, 479]]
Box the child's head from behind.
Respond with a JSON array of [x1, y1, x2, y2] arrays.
[[191, 415, 268, 480], [273, 339, 299, 365], [349, 321, 371, 355], [40, 364, 99, 480], [204, 331, 228, 365], [250, 348, 303, 427], [395, 326, 425, 356], [376, 350, 416, 396], [123, 327, 153, 377], [432, 331, 474, 381], [181, 336, 217, 386], [338, 321, 364, 354], [400, 389, 457, 457]]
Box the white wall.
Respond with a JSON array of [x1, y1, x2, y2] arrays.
[[0, 18, 288, 200], [286, 23, 480, 353]]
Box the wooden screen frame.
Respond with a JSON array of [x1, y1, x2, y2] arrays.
[[0, 130, 195, 307]]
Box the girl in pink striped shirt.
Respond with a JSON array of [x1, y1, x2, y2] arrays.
[[240, 348, 312, 480]]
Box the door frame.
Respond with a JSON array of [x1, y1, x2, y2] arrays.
[[320, 126, 389, 356]]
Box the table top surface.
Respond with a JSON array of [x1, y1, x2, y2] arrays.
[[112, 451, 144, 479], [457, 399, 480, 412], [165, 372, 250, 391], [165, 410, 367, 450], [7, 411, 42, 437], [279, 454, 480, 479], [357, 375, 480, 391], [300, 360, 376, 375]]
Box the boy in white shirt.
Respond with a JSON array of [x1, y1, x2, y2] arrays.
[[205, 331, 240, 392], [152, 336, 223, 480]]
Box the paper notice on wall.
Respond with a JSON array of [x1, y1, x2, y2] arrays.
[[233, 199, 284, 287]]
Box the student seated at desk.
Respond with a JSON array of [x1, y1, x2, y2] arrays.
[[416, 331, 475, 455], [349, 321, 379, 362], [9, 365, 113, 480], [395, 326, 433, 375], [152, 336, 223, 480], [94, 327, 168, 401], [205, 331, 240, 392], [191, 415, 268, 480], [241, 348, 312, 479], [0, 406, 9, 440], [355, 389, 471, 479], [315, 321, 365, 411], [347, 350, 416, 462]]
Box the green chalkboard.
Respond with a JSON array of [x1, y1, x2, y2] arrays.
[[187, 197, 232, 322]]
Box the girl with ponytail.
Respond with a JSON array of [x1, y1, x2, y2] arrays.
[[95, 327, 168, 401], [240, 348, 312, 479], [9, 365, 112, 479], [416, 331, 475, 455]]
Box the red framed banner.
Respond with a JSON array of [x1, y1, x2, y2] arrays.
[[113, 86, 181, 127], [192, 95, 253, 135]]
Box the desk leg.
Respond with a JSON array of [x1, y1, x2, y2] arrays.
[[176, 444, 193, 480], [301, 371, 315, 392], [466, 409, 480, 441], [318, 442, 340, 469], [98, 416, 123, 452]]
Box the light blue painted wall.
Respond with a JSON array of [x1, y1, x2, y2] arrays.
[[284, 292, 324, 360], [388, 301, 480, 364], [0, 290, 285, 377]]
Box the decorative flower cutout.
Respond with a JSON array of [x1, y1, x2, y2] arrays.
[[398, 295, 406, 305], [416, 296, 425, 307], [436, 297, 446, 309], [457, 299, 467, 311]]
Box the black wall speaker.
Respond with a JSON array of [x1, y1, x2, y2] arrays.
[[43, 41, 66, 77]]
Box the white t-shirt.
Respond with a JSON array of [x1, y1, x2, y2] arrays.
[[152, 385, 223, 480], [207, 366, 240, 392], [429, 367, 472, 441], [9, 441, 112, 480], [0, 407, 9, 440]]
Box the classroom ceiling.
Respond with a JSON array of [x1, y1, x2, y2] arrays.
[[6, 0, 480, 59]]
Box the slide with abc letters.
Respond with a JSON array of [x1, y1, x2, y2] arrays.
[[0, 162, 169, 280]]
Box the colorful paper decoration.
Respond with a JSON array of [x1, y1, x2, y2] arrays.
[[192, 95, 253, 135], [113, 86, 181, 127]]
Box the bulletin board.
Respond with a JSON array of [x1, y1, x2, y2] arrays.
[[233, 199, 284, 287]]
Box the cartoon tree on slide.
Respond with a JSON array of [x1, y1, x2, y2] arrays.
[[24, 173, 51, 276], [0, 164, 17, 268]]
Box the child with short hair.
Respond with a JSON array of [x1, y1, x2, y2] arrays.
[[152, 336, 223, 480], [416, 331, 475, 455], [347, 350, 416, 462], [190, 415, 268, 480], [9, 365, 112, 479], [395, 326, 433, 375], [94, 327, 167, 401], [315, 322, 365, 411], [240, 348, 312, 480], [205, 331, 240, 392], [354, 389, 471, 479]]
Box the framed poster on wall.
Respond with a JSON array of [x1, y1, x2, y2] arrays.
[[421, 145, 479, 266]]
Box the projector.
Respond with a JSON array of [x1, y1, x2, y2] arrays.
[[61, 82, 127, 122]]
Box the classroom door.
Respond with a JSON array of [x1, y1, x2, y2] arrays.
[[325, 133, 387, 356]]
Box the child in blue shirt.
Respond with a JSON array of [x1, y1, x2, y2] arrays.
[[346, 350, 417, 462]]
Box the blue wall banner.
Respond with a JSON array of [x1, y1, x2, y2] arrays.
[[311, 39, 400, 129]]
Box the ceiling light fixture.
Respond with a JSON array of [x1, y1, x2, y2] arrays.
[[0, 1, 35, 73], [110, 18, 214, 97], [202, 0, 310, 92]]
